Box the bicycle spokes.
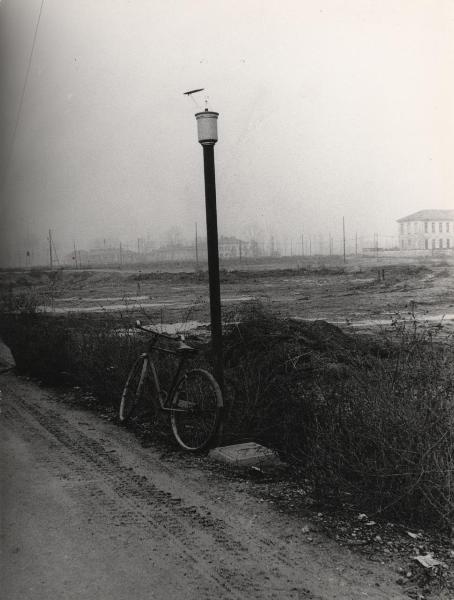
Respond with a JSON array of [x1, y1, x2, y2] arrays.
[[170, 369, 222, 451]]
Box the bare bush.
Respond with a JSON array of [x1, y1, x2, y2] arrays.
[[222, 304, 454, 530]]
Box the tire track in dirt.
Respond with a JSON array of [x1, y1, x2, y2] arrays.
[[2, 406, 253, 598], [2, 385, 311, 599], [1, 374, 405, 599]]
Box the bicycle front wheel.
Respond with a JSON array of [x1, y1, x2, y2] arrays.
[[119, 356, 149, 423], [170, 369, 223, 452]]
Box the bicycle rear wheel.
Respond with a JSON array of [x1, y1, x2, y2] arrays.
[[119, 356, 151, 423], [170, 369, 223, 451]]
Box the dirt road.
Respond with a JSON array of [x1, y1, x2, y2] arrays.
[[0, 372, 406, 599]]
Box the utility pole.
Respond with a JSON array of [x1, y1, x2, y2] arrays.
[[195, 222, 199, 269], [239, 238, 242, 262], [342, 217, 346, 263], [195, 108, 223, 392], [73, 241, 78, 269], [301, 233, 304, 257], [48, 229, 53, 270]]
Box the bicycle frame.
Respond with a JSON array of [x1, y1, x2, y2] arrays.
[[141, 340, 194, 413]]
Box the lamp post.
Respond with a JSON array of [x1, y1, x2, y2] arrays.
[[195, 109, 224, 391]]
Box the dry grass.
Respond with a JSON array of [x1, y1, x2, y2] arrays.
[[222, 304, 454, 530], [1, 292, 453, 530]]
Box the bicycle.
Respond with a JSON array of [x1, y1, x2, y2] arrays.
[[119, 320, 223, 452]]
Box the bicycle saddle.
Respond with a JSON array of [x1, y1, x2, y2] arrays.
[[176, 340, 197, 354]]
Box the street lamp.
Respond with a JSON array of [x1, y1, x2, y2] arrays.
[[195, 109, 223, 391]]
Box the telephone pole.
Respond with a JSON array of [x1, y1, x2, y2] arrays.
[[195, 222, 199, 269], [48, 229, 53, 270], [342, 217, 346, 263]]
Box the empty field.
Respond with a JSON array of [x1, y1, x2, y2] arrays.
[[1, 256, 453, 336]]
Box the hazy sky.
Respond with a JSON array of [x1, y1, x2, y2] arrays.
[[1, 0, 453, 264]]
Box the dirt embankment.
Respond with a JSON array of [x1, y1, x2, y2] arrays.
[[1, 372, 408, 600]]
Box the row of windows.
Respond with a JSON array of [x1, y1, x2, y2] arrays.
[[400, 222, 451, 234], [401, 238, 451, 249]]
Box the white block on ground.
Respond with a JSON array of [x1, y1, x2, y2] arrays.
[[209, 442, 284, 468]]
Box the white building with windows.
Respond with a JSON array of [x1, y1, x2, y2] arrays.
[[397, 210, 454, 251]]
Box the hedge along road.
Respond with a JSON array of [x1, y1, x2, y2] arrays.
[[0, 372, 406, 600]]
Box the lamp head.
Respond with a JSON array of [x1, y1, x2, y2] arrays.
[[195, 110, 219, 145]]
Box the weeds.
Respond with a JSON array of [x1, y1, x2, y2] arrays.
[[1, 293, 453, 531], [221, 304, 454, 530]]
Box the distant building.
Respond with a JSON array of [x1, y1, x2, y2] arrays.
[[218, 236, 254, 259], [87, 247, 137, 265], [397, 209, 454, 251], [149, 237, 261, 262], [152, 244, 199, 262]]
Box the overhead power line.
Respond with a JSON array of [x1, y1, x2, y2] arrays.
[[1, 0, 45, 195]]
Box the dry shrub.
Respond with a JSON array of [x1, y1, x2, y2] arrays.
[[223, 304, 454, 530], [0, 312, 141, 406]]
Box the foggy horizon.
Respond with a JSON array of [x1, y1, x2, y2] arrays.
[[1, 0, 453, 267]]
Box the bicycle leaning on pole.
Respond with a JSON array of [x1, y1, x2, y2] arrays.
[[119, 320, 223, 452]]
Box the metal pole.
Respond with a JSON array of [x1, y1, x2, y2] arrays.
[[48, 229, 53, 270], [195, 222, 199, 269], [343, 217, 346, 263], [202, 144, 224, 391]]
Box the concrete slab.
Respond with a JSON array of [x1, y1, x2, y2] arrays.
[[209, 442, 284, 469]]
